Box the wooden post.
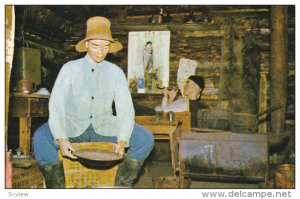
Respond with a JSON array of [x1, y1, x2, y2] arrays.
[[19, 117, 32, 155], [259, 72, 267, 133], [270, 6, 288, 134], [5, 6, 15, 151]]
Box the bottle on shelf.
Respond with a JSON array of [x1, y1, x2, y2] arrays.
[[158, 8, 164, 24]]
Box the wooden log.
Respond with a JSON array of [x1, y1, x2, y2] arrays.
[[15, 24, 65, 45], [18, 32, 63, 50], [270, 6, 288, 134], [72, 23, 221, 38], [45, 5, 91, 23], [15, 5, 72, 39], [211, 8, 269, 14], [14, 38, 79, 69]]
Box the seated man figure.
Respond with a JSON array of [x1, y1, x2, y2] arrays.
[[33, 16, 154, 188], [155, 75, 205, 127]]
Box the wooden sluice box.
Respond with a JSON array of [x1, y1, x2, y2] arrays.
[[179, 131, 268, 184]]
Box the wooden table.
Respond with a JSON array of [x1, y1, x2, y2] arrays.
[[135, 116, 181, 176], [9, 93, 49, 155]]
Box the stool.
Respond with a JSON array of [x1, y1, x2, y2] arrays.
[[58, 142, 119, 188]]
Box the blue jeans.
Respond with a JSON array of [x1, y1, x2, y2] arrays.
[[33, 123, 154, 166]]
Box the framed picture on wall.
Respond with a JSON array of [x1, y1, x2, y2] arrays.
[[127, 31, 170, 93]]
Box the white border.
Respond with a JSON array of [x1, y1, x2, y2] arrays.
[[1, 2, 299, 199]]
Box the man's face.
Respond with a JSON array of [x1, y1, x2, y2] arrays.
[[145, 43, 152, 54], [86, 40, 110, 63], [183, 79, 201, 100]]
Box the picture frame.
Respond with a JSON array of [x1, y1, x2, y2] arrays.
[[127, 31, 170, 93]]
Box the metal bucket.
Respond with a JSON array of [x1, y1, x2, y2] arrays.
[[11, 47, 41, 90]]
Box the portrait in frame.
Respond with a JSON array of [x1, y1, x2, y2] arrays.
[[127, 31, 170, 93]]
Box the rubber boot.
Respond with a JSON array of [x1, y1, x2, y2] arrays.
[[39, 162, 66, 188], [115, 156, 144, 187]]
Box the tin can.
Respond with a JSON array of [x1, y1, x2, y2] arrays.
[[168, 111, 175, 122]]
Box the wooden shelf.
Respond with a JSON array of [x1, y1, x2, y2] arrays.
[[72, 22, 222, 38], [259, 70, 295, 77], [112, 23, 221, 32], [201, 95, 218, 100], [110, 23, 295, 36], [201, 73, 220, 77], [11, 92, 50, 99], [131, 92, 163, 96]]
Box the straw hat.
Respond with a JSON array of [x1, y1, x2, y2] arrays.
[[75, 16, 123, 53]]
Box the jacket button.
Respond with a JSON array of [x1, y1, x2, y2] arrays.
[[91, 96, 94, 100], [90, 115, 93, 119], [91, 69, 95, 72]]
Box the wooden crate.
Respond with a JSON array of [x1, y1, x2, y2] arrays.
[[12, 161, 45, 188], [58, 142, 119, 188]]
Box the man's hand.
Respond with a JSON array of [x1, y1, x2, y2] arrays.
[[163, 89, 169, 98], [58, 139, 77, 159], [114, 140, 126, 156], [168, 90, 177, 102]]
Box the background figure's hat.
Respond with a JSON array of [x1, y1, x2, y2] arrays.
[[75, 16, 123, 53], [188, 75, 205, 90]]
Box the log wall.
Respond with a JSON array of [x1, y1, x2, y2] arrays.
[[12, 5, 295, 121]]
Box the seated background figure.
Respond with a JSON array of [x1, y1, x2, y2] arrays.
[[155, 75, 205, 127]]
